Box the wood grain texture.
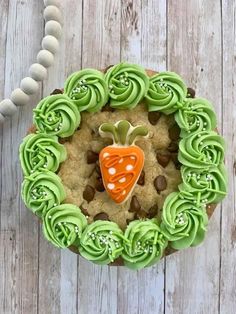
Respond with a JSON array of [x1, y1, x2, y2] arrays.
[[0, 1, 235, 314], [165, 1, 222, 313]]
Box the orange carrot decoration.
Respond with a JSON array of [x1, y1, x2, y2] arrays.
[[99, 120, 148, 204]]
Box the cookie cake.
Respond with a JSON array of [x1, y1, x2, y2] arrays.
[[19, 62, 227, 270]]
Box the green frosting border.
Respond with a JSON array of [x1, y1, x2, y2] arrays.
[[19, 62, 227, 270]]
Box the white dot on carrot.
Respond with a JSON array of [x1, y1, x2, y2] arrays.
[[103, 152, 110, 158], [107, 183, 115, 190], [108, 167, 116, 175], [119, 158, 123, 163], [119, 177, 126, 183], [122, 190, 126, 195], [126, 164, 133, 171], [130, 156, 135, 160]]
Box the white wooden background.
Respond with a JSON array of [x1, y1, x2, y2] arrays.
[[0, 1, 235, 313]]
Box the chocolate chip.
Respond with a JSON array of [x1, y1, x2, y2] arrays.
[[187, 87, 196, 98], [154, 175, 167, 193], [94, 212, 109, 221], [168, 124, 180, 141], [95, 162, 102, 176], [58, 136, 73, 144], [80, 205, 89, 216], [101, 104, 115, 112], [148, 204, 158, 218], [167, 141, 179, 152], [137, 170, 145, 186], [95, 177, 105, 192], [87, 150, 99, 164], [171, 153, 181, 170], [129, 195, 141, 212], [83, 185, 95, 203], [135, 209, 148, 219], [104, 64, 114, 72], [156, 153, 171, 168], [148, 111, 161, 125], [50, 88, 63, 95]]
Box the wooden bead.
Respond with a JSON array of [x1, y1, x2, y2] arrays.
[[11, 88, 30, 106], [29, 63, 47, 81], [44, 0, 60, 6], [42, 35, 59, 54], [0, 99, 17, 116], [0, 113, 5, 124], [37, 50, 54, 68], [45, 20, 62, 39], [20, 77, 39, 95], [44, 5, 62, 23]]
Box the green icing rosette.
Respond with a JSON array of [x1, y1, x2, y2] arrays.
[[19, 133, 67, 176], [161, 192, 208, 250], [33, 94, 81, 138], [64, 69, 109, 112], [179, 164, 227, 204], [21, 171, 66, 217], [178, 131, 225, 169], [79, 220, 125, 265], [122, 219, 167, 270], [43, 204, 87, 248], [105, 62, 149, 109], [175, 98, 217, 137], [145, 71, 187, 114]]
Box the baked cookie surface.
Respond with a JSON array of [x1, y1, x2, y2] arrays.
[[19, 63, 227, 270]]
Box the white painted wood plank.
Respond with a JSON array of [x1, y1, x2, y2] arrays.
[[1, 1, 44, 313], [165, 1, 222, 313], [118, 1, 166, 313], [78, 1, 121, 314], [0, 231, 16, 314], [118, 2, 142, 313], [0, 0, 9, 221], [220, 1, 236, 313], [38, 2, 83, 314]]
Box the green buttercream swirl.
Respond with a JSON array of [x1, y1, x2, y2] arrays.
[[21, 171, 66, 217], [33, 94, 81, 138], [175, 98, 217, 137], [19, 133, 67, 176], [178, 131, 225, 169], [145, 71, 187, 114], [122, 219, 167, 270], [64, 69, 109, 112], [79, 220, 125, 265], [105, 63, 149, 109], [43, 204, 87, 248], [161, 192, 208, 249], [179, 164, 227, 204]]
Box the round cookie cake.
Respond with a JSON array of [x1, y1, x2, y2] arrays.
[[19, 63, 227, 270]]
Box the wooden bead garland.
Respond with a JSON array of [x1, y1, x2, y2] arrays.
[[11, 88, 30, 106], [29, 63, 47, 81], [42, 35, 59, 54], [0, 99, 17, 116], [44, 5, 62, 23], [44, 0, 60, 6], [0, 1, 62, 124], [45, 20, 62, 39], [20, 77, 39, 94], [37, 50, 54, 68]]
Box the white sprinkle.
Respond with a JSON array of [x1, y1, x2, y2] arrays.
[[107, 183, 115, 190], [119, 177, 126, 183], [130, 156, 135, 160], [119, 158, 124, 164], [109, 231, 113, 235], [122, 190, 126, 195], [103, 152, 110, 158], [108, 167, 116, 175], [126, 164, 133, 171], [48, 215, 52, 219], [54, 203, 57, 207]]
